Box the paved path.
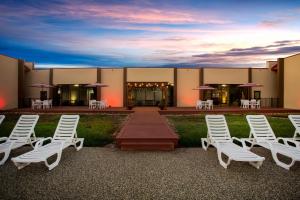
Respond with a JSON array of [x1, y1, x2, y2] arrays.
[[1, 147, 300, 200], [116, 107, 179, 150]]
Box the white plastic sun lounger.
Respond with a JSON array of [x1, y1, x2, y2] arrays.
[[286, 115, 300, 148], [244, 115, 300, 170], [201, 115, 265, 169], [12, 115, 84, 170], [0, 115, 5, 125], [0, 115, 39, 165]]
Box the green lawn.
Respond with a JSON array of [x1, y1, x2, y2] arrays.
[[167, 115, 295, 147], [0, 114, 127, 147]]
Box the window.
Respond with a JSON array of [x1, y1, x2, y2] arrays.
[[254, 91, 261, 99]]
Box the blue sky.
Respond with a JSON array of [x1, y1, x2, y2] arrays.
[[0, 0, 300, 68]]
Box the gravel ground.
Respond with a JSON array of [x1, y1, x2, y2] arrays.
[[0, 147, 300, 200]]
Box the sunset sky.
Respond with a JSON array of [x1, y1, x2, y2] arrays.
[[0, 0, 300, 68]]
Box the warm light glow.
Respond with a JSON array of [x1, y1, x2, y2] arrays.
[[0, 97, 6, 109]]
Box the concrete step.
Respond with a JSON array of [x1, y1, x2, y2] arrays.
[[119, 141, 175, 151]]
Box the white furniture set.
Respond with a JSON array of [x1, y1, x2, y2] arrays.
[[241, 99, 260, 109], [0, 114, 84, 170], [202, 114, 300, 170], [31, 99, 52, 109], [89, 99, 109, 110], [1, 113, 300, 171], [196, 100, 213, 110]]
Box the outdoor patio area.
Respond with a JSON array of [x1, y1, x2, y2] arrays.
[[5, 106, 300, 115], [0, 147, 299, 199]]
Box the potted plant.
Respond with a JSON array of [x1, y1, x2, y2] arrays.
[[127, 99, 134, 110], [158, 99, 166, 110]]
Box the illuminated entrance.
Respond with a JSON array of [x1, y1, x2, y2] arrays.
[[203, 84, 243, 106], [127, 82, 174, 106], [53, 84, 96, 106]]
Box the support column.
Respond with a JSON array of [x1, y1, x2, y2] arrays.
[[199, 68, 204, 100], [123, 68, 127, 107], [49, 69, 53, 99], [18, 59, 24, 108], [97, 68, 101, 100], [278, 58, 284, 108], [173, 68, 177, 107], [248, 68, 252, 99]]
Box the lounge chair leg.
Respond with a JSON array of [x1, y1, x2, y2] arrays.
[[271, 152, 295, 170], [0, 149, 11, 165], [217, 150, 231, 169], [45, 151, 62, 170], [13, 161, 31, 170], [73, 139, 84, 151], [249, 161, 263, 169], [201, 138, 209, 151]]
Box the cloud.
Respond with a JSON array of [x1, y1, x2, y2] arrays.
[[0, 1, 231, 25], [259, 20, 284, 28], [191, 40, 300, 66]]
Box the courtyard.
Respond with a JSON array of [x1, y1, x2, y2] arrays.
[[0, 147, 299, 199]]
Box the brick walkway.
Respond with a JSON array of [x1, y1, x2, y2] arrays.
[[116, 107, 179, 150]]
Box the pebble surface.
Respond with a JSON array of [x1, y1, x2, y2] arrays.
[[0, 147, 300, 200]]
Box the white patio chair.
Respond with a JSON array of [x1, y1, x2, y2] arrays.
[[250, 99, 256, 109], [0, 115, 5, 125], [201, 115, 265, 169], [89, 100, 97, 109], [242, 100, 250, 109], [97, 101, 105, 110], [42, 100, 50, 109], [12, 115, 84, 170], [102, 99, 109, 108], [196, 100, 203, 110], [31, 99, 41, 110], [255, 100, 261, 109], [206, 100, 213, 110], [243, 115, 300, 170], [240, 99, 245, 108], [0, 115, 39, 165], [48, 99, 53, 108]]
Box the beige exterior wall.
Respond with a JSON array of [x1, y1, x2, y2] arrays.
[[284, 54, 300, 109], [204, 68, 248, 84], [252, 68, 278, 98], [0, 55, 18, 110], [177, 69, 199, 107], [127, 68, 174, 83], [24, 64, 50, 99], [53, 68, 97, 84], [101, 69, 124, 107]]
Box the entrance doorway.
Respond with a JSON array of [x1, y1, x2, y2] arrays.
[[53, 84, 97, 106], [203, 84, 242, 106], [127, 82, 174, 106]]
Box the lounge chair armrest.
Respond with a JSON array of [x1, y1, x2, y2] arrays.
[[278, 137, 299, 148], [34, 137, 52, 150], [0, 137, 8, 142], [232, 137, 247, 149]]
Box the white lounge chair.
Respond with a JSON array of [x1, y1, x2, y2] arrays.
[[201, 115, 265, 169], [244, 115, 300, 170], [0, 115, 5, 125], [12, 115, 84, 170], [285, 115, 300, 148], [0, 115, 39, 165]]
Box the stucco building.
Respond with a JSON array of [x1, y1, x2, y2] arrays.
[[0, 53, 299, 110]]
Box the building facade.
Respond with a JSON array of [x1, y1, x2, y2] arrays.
[[0, 53, 299, 110]]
